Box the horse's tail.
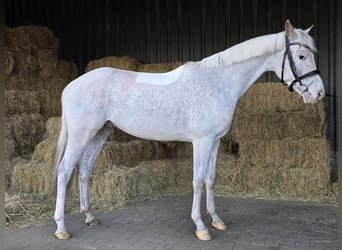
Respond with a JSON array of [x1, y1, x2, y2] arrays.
[[49, 109, 68, 197]]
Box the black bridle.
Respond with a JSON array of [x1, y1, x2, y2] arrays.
[[281, 36, 320, 92]]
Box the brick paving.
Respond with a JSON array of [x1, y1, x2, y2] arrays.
[[5, 195, 338, 250]]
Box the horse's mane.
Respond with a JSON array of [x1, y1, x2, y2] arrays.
[[198, 29, 316, 68]]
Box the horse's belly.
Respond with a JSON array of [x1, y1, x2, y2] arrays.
[[110, 107, 192, 142]]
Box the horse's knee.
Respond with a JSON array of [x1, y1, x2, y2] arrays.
[[57, 171, 73, 185], [205, 175, 215, 189], [193, 178, 205, 191], [79, 173, 90, 183]]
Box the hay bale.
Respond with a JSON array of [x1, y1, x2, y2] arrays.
[[12, 135, 79, 197], [238, 138, 331, 201], [5, 157, 28, 189], [6, 113, 46, 156], [5, 26, 58, 52], [6, 76, 50, 91], [238, 138, 330, 169], [5, 90, 41, 115], [236, 83, 324, 114], [94, 140, 191, 172], [137, 62, 183, 73], [107, 127, 138, 142], [5, 138, 17, 161], [239, 165, 330, 201], [85, 56, 140, 72], [57, 60, 79, 81], [277, 167, 330, 199], [94, 140, 156, 171], [31, 137, 57, 166], [5, 46, 14, 76], [235, 112, 325, 140], [89, 159, 179, 205], [34, 49, 58, 78], [11, 51, 39, 77], [44, 117, 61, 139], [12, 160, 78, 196]]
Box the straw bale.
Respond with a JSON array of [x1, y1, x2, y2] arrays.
[[31, 137, 57, 166], [240, 164, 331, 201], [215, 154, 240, 186], [138, 62, 183, 73], [94, 140, 190, 172], [5, 138, 17, 161], [235, 112, 325, 140], [5, 46, 14, 76], [238, 138, 330, 170], [94, 140, 155, 171], [57, 60, 79, 81], [277, 167, 330, 199], [36, 76, 73, 117], [89, 160, 178, 205], [107, 127, 138, 142], [6, 113, 46, 156], [5, 90, 41, 115], [6, 76, 44, 91], [5, 157, 28, 189], [12, 160, 78, 196], [238, 137, 331, 200], [11, 51, 39, 77], [12, 134, 78, 197], [44, 117, 61, 139], [34, 49, 58, 78], [5, 79, 65, 116], [85, 56, 140, 72], [5, 26, 32, 53], [236, 83, 324, 114], [5, 26, 58, 52]]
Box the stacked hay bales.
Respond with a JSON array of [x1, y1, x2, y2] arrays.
[[5, 26, 78, 188], [233, 83, 331, 201]]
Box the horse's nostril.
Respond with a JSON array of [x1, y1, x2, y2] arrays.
[[317, 91, 324, 101]]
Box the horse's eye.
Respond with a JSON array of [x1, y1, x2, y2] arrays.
[[299, 55, 305, 60]]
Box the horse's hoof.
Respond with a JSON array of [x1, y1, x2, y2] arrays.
[[212, 221, 228, 231], [86, 218, 100, 226], [55, 231, 71, 240], [195, 229, 212, 241]]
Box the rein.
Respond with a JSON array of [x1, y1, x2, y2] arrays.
[[281, 36, 320, 92]]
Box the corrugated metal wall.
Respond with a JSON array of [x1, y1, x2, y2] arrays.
[[5, 0, 339, 162]]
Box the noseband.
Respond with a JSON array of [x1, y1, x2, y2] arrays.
[[281, 36, 320, 92]]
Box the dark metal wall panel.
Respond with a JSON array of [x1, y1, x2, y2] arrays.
[[5, 0, 339, 157]]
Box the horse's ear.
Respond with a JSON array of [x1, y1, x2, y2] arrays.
[[285, 19, 294, 37], [304, 25, 314, 34]]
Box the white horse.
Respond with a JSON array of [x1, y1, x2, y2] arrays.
[[51, 20, 325, 240]]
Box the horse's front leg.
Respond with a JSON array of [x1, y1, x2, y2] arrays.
[[192, 137, 215, 241], [205, 139, 228, 231]]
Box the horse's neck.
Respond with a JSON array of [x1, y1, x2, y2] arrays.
[[225, 54, 278, 99], [195, 32, 285, 100], [199, 32, 285, 68]]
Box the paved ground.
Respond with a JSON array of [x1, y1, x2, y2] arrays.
[[5, 195, 338, 250]]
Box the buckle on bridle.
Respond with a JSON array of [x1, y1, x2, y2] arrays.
[[281, 36, 320, 92]]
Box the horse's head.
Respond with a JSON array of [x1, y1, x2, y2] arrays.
[[277, 20, 325, 103]]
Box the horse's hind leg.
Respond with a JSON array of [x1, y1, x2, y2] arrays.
[[78, 123, 112, 226], [54, 138, 90, 239]]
